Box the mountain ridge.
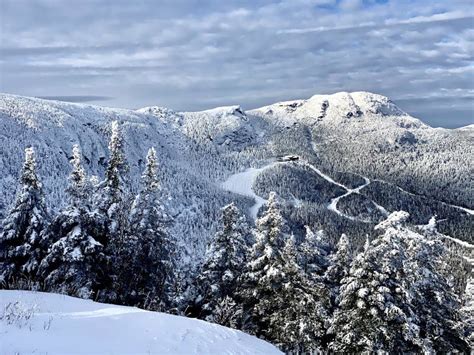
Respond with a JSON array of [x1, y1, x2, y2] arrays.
[[0, 91, 472, 264]]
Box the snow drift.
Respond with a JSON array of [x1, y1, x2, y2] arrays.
[[0, 290, 282, 354]]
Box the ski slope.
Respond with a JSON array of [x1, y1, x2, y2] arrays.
[[221, 163, 278, 219], [0, 290, 282, 355], [221, 159, 388, 222]]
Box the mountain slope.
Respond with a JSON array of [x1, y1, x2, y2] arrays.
[[0, 290, 282, 354], [0, 91, 472, 261]]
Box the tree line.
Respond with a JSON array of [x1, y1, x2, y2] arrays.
[[0, 121, 471, 353]]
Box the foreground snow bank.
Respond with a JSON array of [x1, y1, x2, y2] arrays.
[[0, 290, 281, 354]]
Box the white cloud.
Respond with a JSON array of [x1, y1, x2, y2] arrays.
[[0, 0, 472, 126]]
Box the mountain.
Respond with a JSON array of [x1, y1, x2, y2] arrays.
[[0, 92, 472, 266], [0, 290, 282, 354]]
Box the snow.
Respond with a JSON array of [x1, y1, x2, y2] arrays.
[[221, 156, 388, 223], [381, 179, 474, 216], [221, 163, 278, 220], [0, 91, 471, 265], [298, 159, 388, 221], [0, 290, 282, 355], [250, 91, 424, 128]]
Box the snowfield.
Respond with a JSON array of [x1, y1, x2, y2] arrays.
[[0, 290, 282, 355], [221, 162, 278, 219]]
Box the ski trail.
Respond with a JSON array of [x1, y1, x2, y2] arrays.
[[302, 163, 347, 189], [299, 161, 382, 222], [221, 163, 278, 220], [326, 176, 372, 222], [308, 139, 386, 221], [374, 179, 474, 216]]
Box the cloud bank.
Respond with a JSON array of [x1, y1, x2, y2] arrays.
[[0, 0, 472, 127]]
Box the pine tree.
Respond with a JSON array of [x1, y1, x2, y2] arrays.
[[118, 147, 174, 310], [328, 212, 422, 353], [0, 147, 49, 289], [237, 192, 329, 352], [325, 234, 352, 286], [38, 145, 110, 299], [196, 202, 250, 325]]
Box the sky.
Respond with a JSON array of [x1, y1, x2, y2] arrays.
[[0, 0, 473, 127]]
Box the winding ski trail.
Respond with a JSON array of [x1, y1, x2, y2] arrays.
[[299, 161, 387, 222], [221, 158, 379, 222], [374, 179, 474, 216], [327, 176, 371, 220], [221, 162, 279, 220]]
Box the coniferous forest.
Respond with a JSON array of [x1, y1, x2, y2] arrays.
[[1, 1, 473, 352], [1, 121, 472, 353]]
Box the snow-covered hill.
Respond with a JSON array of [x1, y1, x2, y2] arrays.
[[0, 290, 282, 354], [0, 91, 472, 262]]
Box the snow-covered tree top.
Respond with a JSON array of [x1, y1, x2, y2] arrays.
[[67, 144, 88, 206], [141, 147, 160, 192], [21, 147, 41, 189], [375, 211, 410, 231]]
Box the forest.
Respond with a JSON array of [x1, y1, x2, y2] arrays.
[[0, 121, 472, 353]]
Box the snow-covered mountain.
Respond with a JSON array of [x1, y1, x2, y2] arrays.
[[0, 92, 472, 263], [0, 290, 281, 354]]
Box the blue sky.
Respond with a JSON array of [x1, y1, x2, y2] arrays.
[[0, 0, 473, 127]]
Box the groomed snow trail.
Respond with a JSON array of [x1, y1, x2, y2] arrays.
[[327, 176, 371, 221], [374, 179, 474, 216], [221, 163, 278, 219], [221, 159, 380, 222], [0, 290, 282, 355], [298, 161, 387, 222]]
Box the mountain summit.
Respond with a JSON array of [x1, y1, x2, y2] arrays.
[[0, 92, 472, 264]]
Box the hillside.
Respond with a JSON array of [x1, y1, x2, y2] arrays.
[[0, 91, 472, 265], [0, 290, 281, 354]]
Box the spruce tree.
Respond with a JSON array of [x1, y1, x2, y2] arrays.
[[325, 233, 353, 311], [118, 147, 174, 310], [237, 192, 329, 352], [94, 120, 129, 243], [196, 202, 250, 325], [408, 217, 469, 352], [92, 121, 130, 301], [328, 212, 422, 353], [298, 225, 331, 276], [38, 145, 109, 299], [0, 147, 49, 289]]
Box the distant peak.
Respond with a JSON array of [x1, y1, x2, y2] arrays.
[[188, 105, 244, 117], [252, 91, 409, 119]]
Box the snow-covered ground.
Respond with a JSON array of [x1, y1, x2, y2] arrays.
[[0, 290, 282, 355], [221, 158, 387, 222], [221, 163, 278, 219]]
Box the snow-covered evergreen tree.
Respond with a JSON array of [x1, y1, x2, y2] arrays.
[[105, 120, 128, 194], [0, 147, 49, 289], [38, 144, 110, 299], [298, 225, 331, 276], [67, 145, 92, 207], [325, 233, 353, 310], [94, 120, 129, 242], [117, 147, 174, 310], [90, 121, 130, 301], [195, 202, 250, 325], [407, 217, 469, 352], [237, 192, 329, 352], [328, 212, 422, 353]]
